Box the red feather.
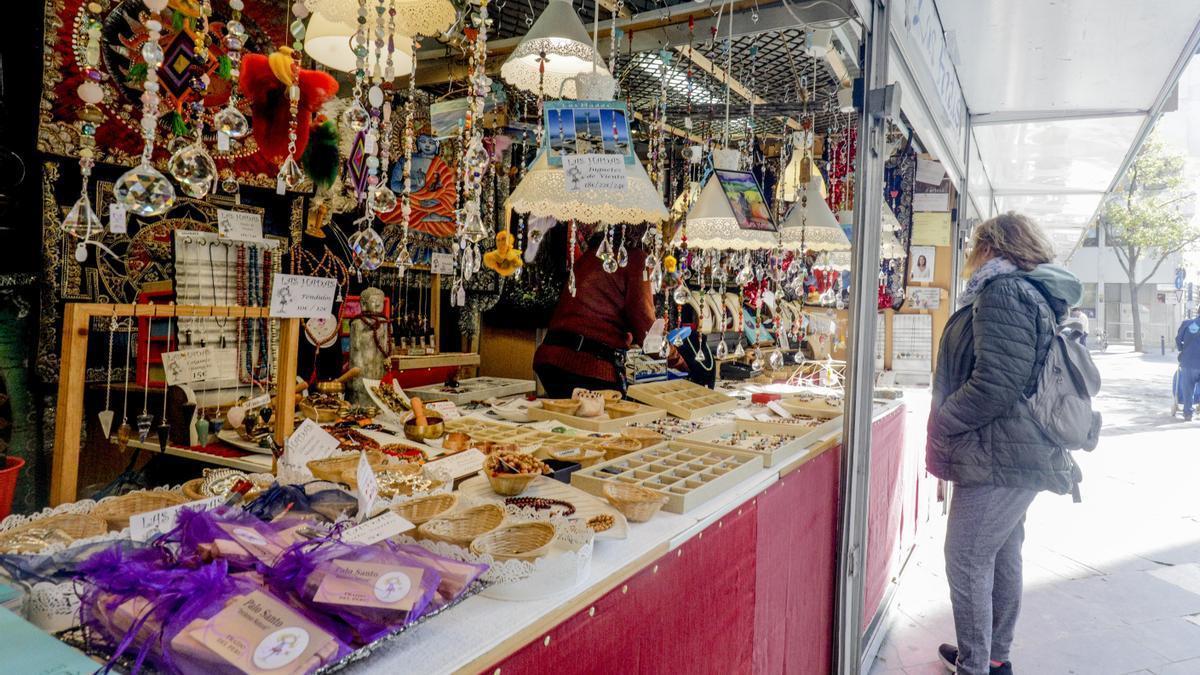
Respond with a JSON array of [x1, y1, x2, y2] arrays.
[[239, 54, 339, 161]]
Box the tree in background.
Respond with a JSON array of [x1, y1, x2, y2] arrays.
[[1101, 135, 1199, 352]]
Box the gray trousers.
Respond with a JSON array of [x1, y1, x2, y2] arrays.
[[945, 484, 1038, 675]]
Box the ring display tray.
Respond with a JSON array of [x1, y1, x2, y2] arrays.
[[526, 401, 666, 433], [626, 380, 739, 420], [406, 377, 536, 405], [570, 441, 764, 514], [679, 416, 842, 467]]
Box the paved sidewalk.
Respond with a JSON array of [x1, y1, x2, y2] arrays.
[[870, 348, 1200, 675]]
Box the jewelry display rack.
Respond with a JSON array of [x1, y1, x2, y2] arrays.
[[51, 303, 300, 505]]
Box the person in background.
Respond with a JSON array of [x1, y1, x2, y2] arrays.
[[928, 213, 1083, 675], [533, 229, 657, 398], [1175, 312, 1200, 421]]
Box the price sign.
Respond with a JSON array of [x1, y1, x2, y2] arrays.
[[160, 348, 214, 385], [341, 511, 415, 545], [425, 448, 485, 481], [108, 204, 127, 234], [356, 450, 381, 521], [129, 496, 224, 541], [269, 273, 339, 318], [425, 400, 461, 420], [562, 154, 627, 192], [216, 209, 264, 241], [430, 252, 455, 275], [284, 419, 341, 465]]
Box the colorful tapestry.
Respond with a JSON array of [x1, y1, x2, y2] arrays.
[[38, 0, 289, 189]]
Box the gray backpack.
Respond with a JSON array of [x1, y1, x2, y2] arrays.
[[1025, 318, 1102, 453]]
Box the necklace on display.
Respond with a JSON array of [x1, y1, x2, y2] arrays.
[[115, 314, 134, 452], [685, 334, 715, 372], [157, 306, 173, 453], [98, 308, 118, 438]]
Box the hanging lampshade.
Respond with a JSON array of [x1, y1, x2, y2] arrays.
[[305, 12, 416, 76], [781, 172, 849, 252], [306, 0, 456, 38], [500, 0, 611, 99], [507, 151, 668, 225], [683, 149, 778, 250]]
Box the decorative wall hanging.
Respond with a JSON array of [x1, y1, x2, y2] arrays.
[[38, 0, 289, 189]]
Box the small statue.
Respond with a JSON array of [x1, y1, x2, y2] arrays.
[[349, 287, 391, 402]]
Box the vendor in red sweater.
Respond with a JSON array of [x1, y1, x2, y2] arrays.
[[533, 229, 658, 398]]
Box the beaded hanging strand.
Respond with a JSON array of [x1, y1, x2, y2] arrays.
[[275, 3, 309, 193], [62, 0, 106, 262], [167, 0, 218, 199], [395, 48, 418, 272]]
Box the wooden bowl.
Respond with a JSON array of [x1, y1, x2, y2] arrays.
[[540, 399, 581, 415], [404, 415, 446, 443]]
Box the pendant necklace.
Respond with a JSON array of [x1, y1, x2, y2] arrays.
[[157, 306, 173, 453], [115, 314, 134, 452], [209, 240, 230, 348], [98, 307, 117, 438], [135, 310, 155, 441]]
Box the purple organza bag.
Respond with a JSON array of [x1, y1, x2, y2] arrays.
[[387, 542, 487, 609], [167, 506, 298, 568], [79, 545, 351, 674], [264, 537, 442, 645]]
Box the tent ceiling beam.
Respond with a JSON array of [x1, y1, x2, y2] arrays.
[[672, 45, 803, 132]]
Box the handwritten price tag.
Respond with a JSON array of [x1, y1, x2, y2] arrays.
[[129, 496, 224, 541], [425, 400, 461, 420], [341, 511, 414, 545], [562, 154, 627, 192], [216, 209, 264, 241], [160, 348, 214, 385], [270, 273, 339, 318], [356, 450, 381, 521], [425, 448, 485, 481], [430, 252, 455, 275], [284, 419, 341, 465]]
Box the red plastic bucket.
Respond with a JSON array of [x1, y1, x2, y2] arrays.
[[0, 456, 25, 520]]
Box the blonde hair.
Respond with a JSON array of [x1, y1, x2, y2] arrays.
[[967, 212, 1055, 272]]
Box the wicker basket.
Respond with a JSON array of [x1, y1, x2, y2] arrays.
[[181, 478, 206, 501], [416, 504, 506, 546], [604, 400, 642, 419], [307, 450, 389, 487], [603, 483, 668, 523], [0, 513, 109, 553], [540, 399, 581, 415], [390, 493, 458, 526], [469, 522, 557, 561], [599, 437, 643, 460], [92, 491, 189, 531], [620, 428, 666, 449], [547, 447, 605, 468]]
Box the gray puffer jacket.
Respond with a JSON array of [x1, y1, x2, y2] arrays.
[[926, 265, 1083, 495]]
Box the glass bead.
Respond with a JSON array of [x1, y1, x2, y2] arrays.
[[113, 163, 176, 216], [226, 20, 246, 38], [278, 156, 305, 189], [62, 195, 101, 238], [141, 41, 164, 67], [289, 18, 306, 40], [368, 186, 397, 213], [214, 105, 250, 139], [168, 142, 217, 198]]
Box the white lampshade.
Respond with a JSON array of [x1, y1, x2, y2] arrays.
[[781, 173, 850, 252], [306, 0, 455, 38], [684, 149, 778, 250], [507, 151, 668, 225], [305, 12, 415, 77], [778, 151, 828, 203], [501, 0, 610, 99]]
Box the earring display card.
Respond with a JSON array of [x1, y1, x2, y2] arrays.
[[626, 380, 740, 420], [570, 441, 764, 514], [526, 401, 666, 433], [679, 417, 843, 467]]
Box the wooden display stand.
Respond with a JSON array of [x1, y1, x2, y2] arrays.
[[50, 303, 301, 506]]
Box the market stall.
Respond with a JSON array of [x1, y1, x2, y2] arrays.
[[4, 0, 952, 671]]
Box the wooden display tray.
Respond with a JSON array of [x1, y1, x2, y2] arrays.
[[626, 380, 739, 420], [526, 401, 666, 433], [679, 416, 843, 467], [456, 474, 629, 540], [443, 417, 616, 455], [406, 376, 535, 405], [390, 352, 481, 371], [570, 441, 764, 514], [777, 397, 846, 417]]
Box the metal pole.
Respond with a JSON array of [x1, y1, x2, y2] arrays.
[[835, 0, 891, 672], [950, 115, 972, 308]]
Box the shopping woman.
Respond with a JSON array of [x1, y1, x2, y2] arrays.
[[927, 213, 1082, 675]]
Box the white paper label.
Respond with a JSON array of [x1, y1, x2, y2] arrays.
[[424, 448, 485, 480], [129, 495, 224, 541], [916, 158, 945, 185], [732, 408, 755, 420], [341, 511, 414, 545], [108, 204, 127, 234], [243, 392, 272, 411], [425, 400, 460, 420], [356, 450, 380, 520], [217, 209, 264, 241], [160, 348, 214, 385], [767, 401, 793, 419], [430, 252, 455, 275], [269, 273, 339, 318], [912, 192, 949, 212], [284, 418, 341, 465], [562, 154, 627, 192], [217, 131, 231, 152]]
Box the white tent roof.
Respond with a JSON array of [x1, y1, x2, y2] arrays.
[[933, 0, 1200, 257]]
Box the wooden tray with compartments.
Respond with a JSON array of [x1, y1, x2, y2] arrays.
[[443, 417, 615, 455], [525, 400, 666, 433], [679, 416, 843, 467], [570, 441, 764, 514], [776, 396, 846, 417], [405, 377, 535, 405], [626, 381, 740, 420]]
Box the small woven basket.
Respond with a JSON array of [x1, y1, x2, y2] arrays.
[[485, 471, 540, 496], [307, 450, 388, 487], [540, 399, 580, 415], [0, 512, 108, 552], [620, 428, 666, 449], [547, 447, 605, 469], [390, 493, 458, 526], [181, 478, 205, 501], [416, 503, 506, 546], [469, 521, 557, 561], [92, 491, 189, 531], [604, 400, 642, 419], [599, 437, 643, 461], [603, 483, 669, 523]]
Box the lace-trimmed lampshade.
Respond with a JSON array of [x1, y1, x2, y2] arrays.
[[500, 0, 611, 99], [306, 0, 456, 38], [781, 173, 849, 252], [305, 12, 415, 76], [684, 149, 778, 250], [507, 151, 668, 225]]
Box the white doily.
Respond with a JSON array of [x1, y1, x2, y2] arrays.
[[684, 217, 780, 251], [25, 580, 80, 633], [508, 153, 668, 226], [306, 0, 456, 38], [780, 222, 851, 252], [0, 485, 184, 555]]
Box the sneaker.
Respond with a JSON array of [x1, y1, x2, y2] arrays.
[[937, 644, 1013, 674]]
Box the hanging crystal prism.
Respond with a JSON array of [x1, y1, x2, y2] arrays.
[[343, 101, 370, 131], [113, 163, 175, 217], [278, 156, 305, 190], [98, 410, 115, 440], [672, 283, 690, 305], [214, 105, 250, 139], [735, 263, 753, 286], [115, 420, 132, 452], [368, 186, 398, 213], [734, 342, 746, 358], [348, 227, 386, 271], [62, 195, 102, 238], [768, 349, 784, 370], [195, 415, 210, 446], [168, 141, 217, 198], [602, 255, 619, 274], [751, 349, 764, 371], [715, 339, 728, 359], [617, 240, 629, 268], [135, 412, 153, 441], [650, 266, 663, 294]]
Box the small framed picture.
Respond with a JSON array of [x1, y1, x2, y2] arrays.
[[910, 246, 936, 283]]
